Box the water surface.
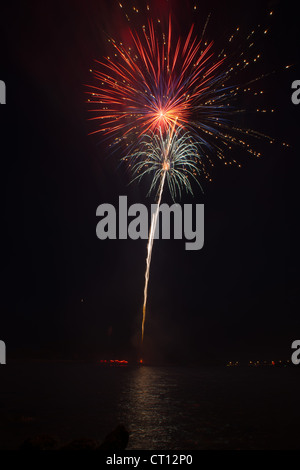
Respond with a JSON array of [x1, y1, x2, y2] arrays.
[[0, 363, 299, 449]]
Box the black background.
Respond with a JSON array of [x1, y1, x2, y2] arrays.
[[0, 0, 299, 364]]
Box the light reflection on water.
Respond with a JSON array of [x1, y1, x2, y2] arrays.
[[116, 365, 232, 450], [115, 365, 300, 450], [118, 367, 180, 449]]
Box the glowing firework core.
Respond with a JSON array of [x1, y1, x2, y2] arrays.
[[162, 160, 170, 171]]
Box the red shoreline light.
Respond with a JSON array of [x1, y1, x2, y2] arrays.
[[98, 359, 128, 365]]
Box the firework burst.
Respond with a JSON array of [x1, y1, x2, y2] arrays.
[[86, 15, 265, 174], [87, 17, 224, 135], [126, 126, 202, 200]]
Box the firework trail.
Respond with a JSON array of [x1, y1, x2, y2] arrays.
[[142, 171, 165, 342], [127, 125, 202, 341]]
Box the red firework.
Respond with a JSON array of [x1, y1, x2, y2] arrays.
[[86, 17, 224, 142]]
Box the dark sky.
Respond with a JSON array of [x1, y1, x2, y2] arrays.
[[0, 0, 299, 363]]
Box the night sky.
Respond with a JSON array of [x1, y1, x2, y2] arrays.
[[0, 0, 299, 364]]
